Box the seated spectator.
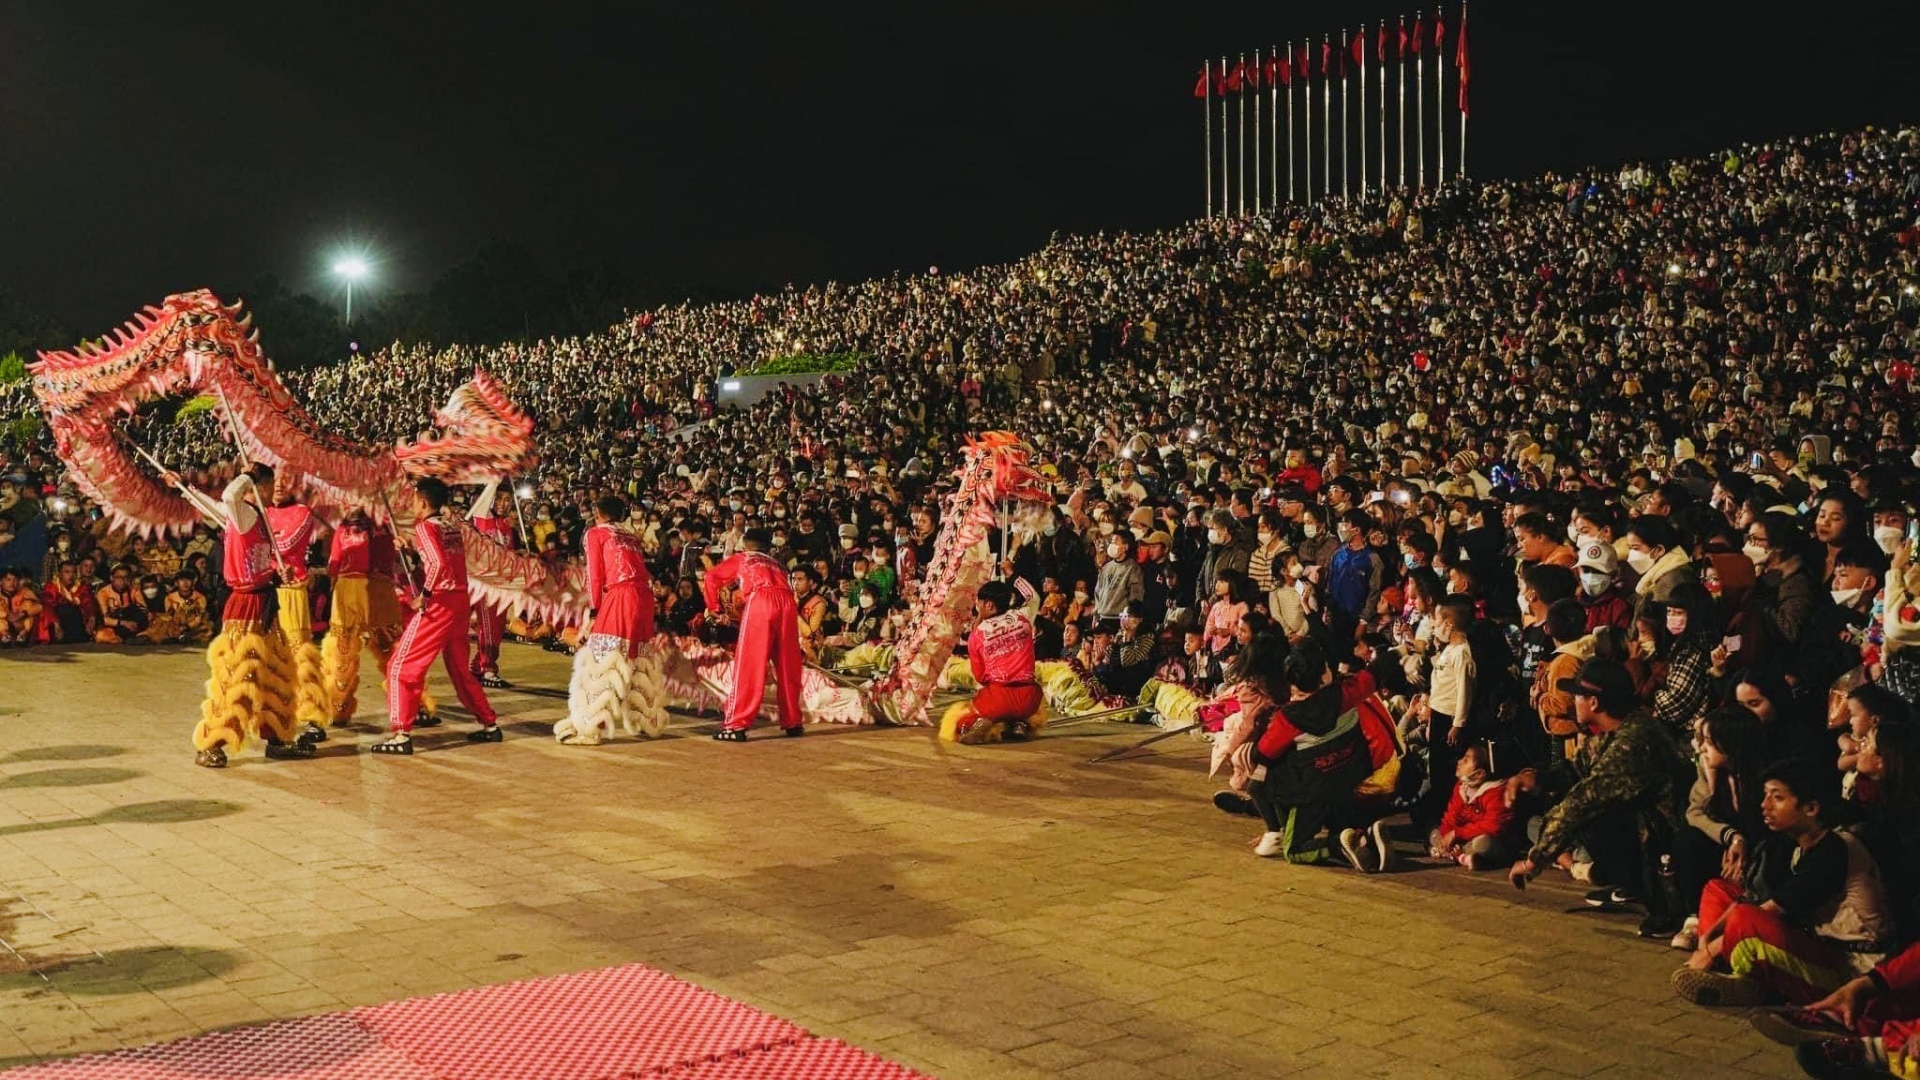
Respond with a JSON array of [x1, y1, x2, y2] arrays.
[[1093, 602, 1157, 699], [1202, 568, 1250, 656], [1428, 744, 1520, 871], [1240, 638, 1382, 867], [1671, 757, 1895, 1010], [0, 567, 40, 645], [38, 559, 93, 643], [1508, 658, 1693, 935], [1671, 706, 1770, 950], [164, 571, 211, 646]]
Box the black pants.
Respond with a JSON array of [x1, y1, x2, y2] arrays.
[[1579, 805, 1648, 897]]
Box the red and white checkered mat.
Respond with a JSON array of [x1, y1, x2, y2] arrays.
[[0, 963, 935, 1080]]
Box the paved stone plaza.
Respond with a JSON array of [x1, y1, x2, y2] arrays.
[[0, 643, 1799, 1079]]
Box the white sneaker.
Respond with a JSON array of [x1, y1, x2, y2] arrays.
[[1369, 819, 1395, 873], [1253, 831, 1287, 858], [1336, 828, 1371, 871], [1670, 915, 1700, 951]]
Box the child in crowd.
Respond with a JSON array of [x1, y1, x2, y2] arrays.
[[1429, 744, 1518, 870], [1672, 758, 1895, 1008]]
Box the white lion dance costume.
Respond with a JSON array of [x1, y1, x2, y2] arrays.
[[559, 519, 666, 744]]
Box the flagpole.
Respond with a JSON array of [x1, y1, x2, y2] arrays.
[[1458, 2, 1469, 181], [1219, 55, 1228, 216], [1358, 24, 1368, 201], [1397, 16, 1407, 189], [1321, 35, 1331, 202], [1270, 46, 1279, 206], [1436, 13, 1447, 186], [1340, 29, 1350, 202], [1303, 47, 1312, 204], [1252, 48, 1262, 215], [1378, 25, 1387, 194], [1417, 11, 1427, 191], [1203, 60, 1213, 218], [1237, 52, 1247, 216], [1286, 43, 1295, 203]]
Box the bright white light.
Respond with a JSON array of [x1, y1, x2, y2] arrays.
[[333, 256, 370, 281], [515, 484, 535, 500], [720, 380, 741, 392], [1188, 427, 1203, 442], [1667, 263, 1681, 276], [1908, 285, 1916, 296]]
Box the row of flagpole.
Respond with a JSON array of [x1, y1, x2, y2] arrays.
[[1196, 3, 1470, 218]]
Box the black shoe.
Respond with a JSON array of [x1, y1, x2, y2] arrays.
[[1794, 1038, 1872, 1080], [194, 747, 227, 769], [1637, 913, 1682, 939], [414, 711, 442, 728], [1213, 790, 1260, 817], [263, 739, 316, 760], [371, 733, 413, 755], [1584, 887, 1640, 909], [479, 673, 511, 690], [296, 722, 328, 745], [782, 726, 805, 738], [467, 725, 503, 743], [712, 729, 748, 742]]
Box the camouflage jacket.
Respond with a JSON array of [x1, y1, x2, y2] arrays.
[[1528, 709, 1692, 866]]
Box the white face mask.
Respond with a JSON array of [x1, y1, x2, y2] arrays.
[[1336, 523, 1354, 543], [859, 595, 874, 609], [1567, 522, 1580, 542], [1625, 548, 1654, 574], [1257, 531, 1273, 545], [840, 537, 856, 550], [1404, 553, 1419, 569], [1832, 586, 1864, 606], [142, 587, 158, 599], [1109, 543, 1126, 559], [1579, 571, 1611, 597], [1875, 525, 1903, 555], [1207, 529, 1226, 545], [1447, 511, 1465, 527], [1073, 590, 1088, 601], [1743, 543, 1769, 568], [773, 535, 788, 547], [1097, 521, 1116, 536], [1301, 523, 1319, 539]]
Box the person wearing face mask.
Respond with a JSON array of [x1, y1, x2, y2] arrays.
[[1743, 513, 1825, 672], [1574, 541, 1632, 632], [1093, 532, 1145, 623], [1626, 516, 1698, 622], [1325, 510, 1384, 636], [1197, 509, 1253, 609], [1247, 508, 1292, 595]]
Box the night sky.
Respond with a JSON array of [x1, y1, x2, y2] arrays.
[[5, 1, 1920, 335]]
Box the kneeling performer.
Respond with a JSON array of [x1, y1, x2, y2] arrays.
[[558, 495, 666, 744], [943, 580, 1043, 744]]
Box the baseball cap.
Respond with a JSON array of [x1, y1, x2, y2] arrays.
[[837, 523, 859, 539], [1143, 530, 1173, 547], [1575, 540, 1618, 575], [1555, 658, 1636, 709]]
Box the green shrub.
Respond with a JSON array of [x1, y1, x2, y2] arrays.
[[738, 351, 867, 378], [0, 352, 25, 385]]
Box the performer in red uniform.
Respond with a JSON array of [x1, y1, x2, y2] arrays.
[[171, 463, 312, 767], [944, 580, 1044, 744], [702, 528, 804, 741], [558, 495, 666, 744], [466, 477, 516, 689], [375, 478, 502, 755], [264, 486, 330, 742], [321, 508, 438, 725]]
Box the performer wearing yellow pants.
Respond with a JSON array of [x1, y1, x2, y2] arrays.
[[321, 509, 437, 725], [168, 465, 313, 768], [265, 492, 330, 743]]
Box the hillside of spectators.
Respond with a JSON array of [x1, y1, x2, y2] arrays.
[[10, 125, 1920, 1074]]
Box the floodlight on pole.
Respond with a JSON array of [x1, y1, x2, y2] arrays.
[[332, 256, 370, 326]]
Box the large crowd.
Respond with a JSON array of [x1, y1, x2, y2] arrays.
[[9, 124, 1920, 1076]]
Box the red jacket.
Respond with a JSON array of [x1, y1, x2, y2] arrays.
[[1437, 778, 1516, 842], [968, 611, 1036, 686], [1275, 465, 1323, 495]]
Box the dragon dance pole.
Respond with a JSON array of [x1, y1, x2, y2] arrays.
[[507, 479, 533, 549], [213, 385, 288, 577]]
